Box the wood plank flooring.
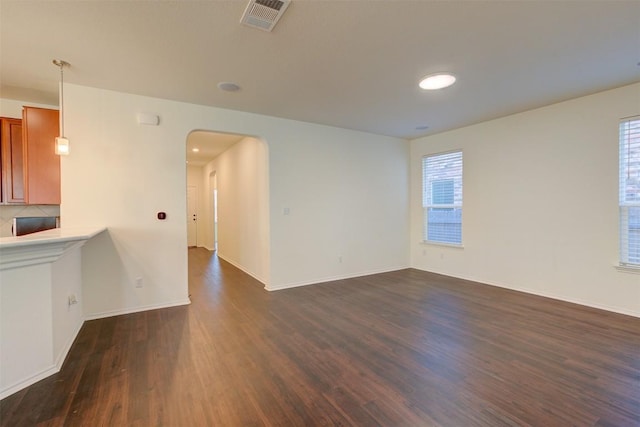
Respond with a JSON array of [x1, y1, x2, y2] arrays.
[[1, 248, 639, 426]]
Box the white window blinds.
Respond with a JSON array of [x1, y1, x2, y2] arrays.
[[422, 151, 463, 245], [619, 117, 640, 266]]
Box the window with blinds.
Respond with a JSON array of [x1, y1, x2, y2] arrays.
[[422, 151, 463, 245], [619, 117, 640, 266]]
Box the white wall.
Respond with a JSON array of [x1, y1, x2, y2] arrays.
[[410, 83, 640, 317], [268, 126, 410, 289], [187, 165, 203, 187], [62, 84, 409, 316], [62, 86, 194, 317], [201, 137, 270, 284], [0, 98, 57, 118], [0, 263, 52, 396], [51, 246, 84, 365], [0, 244, 84, 399]]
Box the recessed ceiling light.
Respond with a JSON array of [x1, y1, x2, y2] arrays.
[[217, 82, 241, 92], [419, 73, 456, 90], [192, 148, 200, 152]]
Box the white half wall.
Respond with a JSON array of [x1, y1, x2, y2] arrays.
[[0, 263, 52, 397], [410, 83, 640, 317], [0, 244, 84, 399], [62, 84, 409, 315], [51, 246, 84, 366]]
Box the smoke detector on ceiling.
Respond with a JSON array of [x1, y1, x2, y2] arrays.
[[240, 0, 291, 32]]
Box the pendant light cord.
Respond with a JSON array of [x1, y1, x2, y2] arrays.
[[53, 59, 69, 138], [59, 62, 65, 137]]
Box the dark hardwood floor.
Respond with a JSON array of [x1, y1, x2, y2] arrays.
[[2, 248, 639, 426]]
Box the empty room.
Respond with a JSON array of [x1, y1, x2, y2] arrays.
[[0, 1, 638, 426]]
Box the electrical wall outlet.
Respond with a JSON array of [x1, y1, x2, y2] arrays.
[[135, 277, 144, 288], [68, 294, 78, 306]]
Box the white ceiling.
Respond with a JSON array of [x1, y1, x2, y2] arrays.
[[1, 0, 639, 147]]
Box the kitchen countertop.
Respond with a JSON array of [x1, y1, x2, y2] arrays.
[[0, 227, 106, 248], [0, 227, 107, 270]]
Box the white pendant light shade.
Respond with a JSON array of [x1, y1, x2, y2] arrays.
[[55, 137, 69, 155]]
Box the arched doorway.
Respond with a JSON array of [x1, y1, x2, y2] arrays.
[[185, 130, 270, 286]]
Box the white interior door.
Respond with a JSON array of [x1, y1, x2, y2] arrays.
[[187, 185, 198, 247]]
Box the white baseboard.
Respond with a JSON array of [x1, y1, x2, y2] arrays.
[[414, 267, 640, 318], [54, 318, 85, 369], [84, 299, 191, 321], [503, 285, 640, 318], [266, 265, 409, 291], [0, 315, 86, 400], [216, 253, 268, 287], [1, 298, 192, 400], [0, 364, 60, 400]]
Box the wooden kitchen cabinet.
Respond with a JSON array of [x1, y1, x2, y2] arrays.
[[22, 107, 60, 205], [0, 107, 61, 205], [1, 118, 25, 203]]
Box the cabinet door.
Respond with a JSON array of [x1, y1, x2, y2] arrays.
[[1, 118, 25, 203], [23, 107, 60, 205]]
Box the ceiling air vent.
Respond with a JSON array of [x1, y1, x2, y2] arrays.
[[240, 0, 291, 32]]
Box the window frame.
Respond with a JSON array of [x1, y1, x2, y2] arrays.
[[619, 116, 640, 268], [422, 150, 463, 246]]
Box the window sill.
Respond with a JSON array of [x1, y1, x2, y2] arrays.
[[420, 241, 464, 249], [615, 264, 640, 274]]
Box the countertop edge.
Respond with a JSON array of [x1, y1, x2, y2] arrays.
[[0, 227, 107, 249]]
